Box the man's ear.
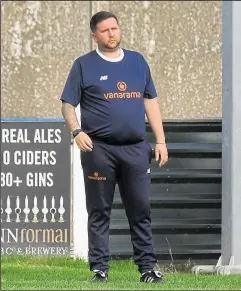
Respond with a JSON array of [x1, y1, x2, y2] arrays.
[[92, 33, 98, 43]]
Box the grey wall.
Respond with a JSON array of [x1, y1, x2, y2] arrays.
[[2, 1, 222, 119]]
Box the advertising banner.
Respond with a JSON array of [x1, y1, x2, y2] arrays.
[[1, 120, 71, 256]]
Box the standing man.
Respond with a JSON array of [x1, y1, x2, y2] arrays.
[[60, 11, 168, 283]]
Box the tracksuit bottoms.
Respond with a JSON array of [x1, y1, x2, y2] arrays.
[[80, 139, 157, 273]]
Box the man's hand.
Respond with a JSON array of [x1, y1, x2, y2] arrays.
[[155, 144, 168, 167], [75, 132, 93, 152]]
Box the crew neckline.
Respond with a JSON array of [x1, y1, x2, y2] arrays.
[[96, 46, 124, 62]]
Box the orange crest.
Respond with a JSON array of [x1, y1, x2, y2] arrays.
[[117, 81, 127, 92]]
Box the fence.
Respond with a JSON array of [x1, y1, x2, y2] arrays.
[[109, 120, 222, 264]]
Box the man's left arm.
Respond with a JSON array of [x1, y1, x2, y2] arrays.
[[144, 98, 168, 167]]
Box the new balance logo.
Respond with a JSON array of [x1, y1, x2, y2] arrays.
[[100, 75, 108, 81]]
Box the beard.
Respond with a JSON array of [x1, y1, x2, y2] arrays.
[[102, 39, 121, 50]]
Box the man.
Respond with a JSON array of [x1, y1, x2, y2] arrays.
[[60, 11, 168, 283]]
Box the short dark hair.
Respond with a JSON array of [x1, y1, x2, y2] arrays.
[[90, 11, 119, 32]]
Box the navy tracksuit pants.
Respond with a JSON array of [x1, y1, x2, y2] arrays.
[[80, 139, 157, 273]]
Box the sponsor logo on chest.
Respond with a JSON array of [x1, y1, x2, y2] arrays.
[[104, 81, 141, 99]]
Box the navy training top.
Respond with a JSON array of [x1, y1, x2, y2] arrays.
[[60, 48, 157, 145]]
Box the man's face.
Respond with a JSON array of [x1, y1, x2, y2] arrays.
[[92, 17, 121, 50]]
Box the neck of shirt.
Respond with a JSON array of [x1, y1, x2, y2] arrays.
[[96, 46, 124, 62]]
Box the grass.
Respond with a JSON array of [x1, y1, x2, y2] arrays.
[[1, 255, 241, 290]]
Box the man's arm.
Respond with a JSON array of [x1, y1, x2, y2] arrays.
[[144, 98, 168, 167], [61, 101, 81, 132], [144, 98, 165, 144], [61, 102, 93, 151]]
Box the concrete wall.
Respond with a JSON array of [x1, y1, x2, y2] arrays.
[[2, 1, 222, 119]]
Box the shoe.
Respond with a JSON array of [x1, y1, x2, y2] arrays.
[[90, 270, 108, 283], [140, 270, 164, 283]]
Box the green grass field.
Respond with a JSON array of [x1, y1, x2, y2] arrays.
[[1, 255, 240, 290]]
